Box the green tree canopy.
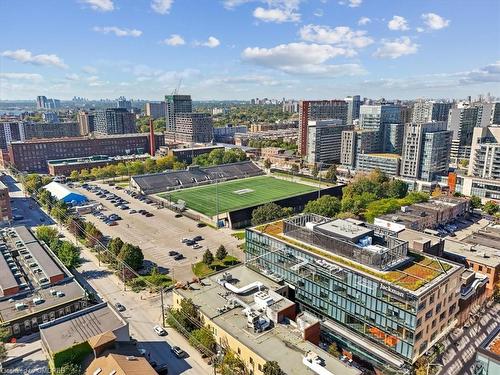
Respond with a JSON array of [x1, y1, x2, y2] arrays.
[[470, 195, 482, 209], [108, 237, 124, 256], [216, 245, 228, 261], [251, 203, 292, 226], [36, 226, 59, 245], [263, 361, 285, 375], [189, 328, 216, 354], [303, 195, 341, 218], [203, 249, 214, 265], [118, 243, 144, 271], [483, 200, 499, 215]]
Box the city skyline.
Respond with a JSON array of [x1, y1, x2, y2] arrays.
[[0, 0, 499, 101]]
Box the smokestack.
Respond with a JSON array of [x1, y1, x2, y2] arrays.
[[149, 118, 155, 156]]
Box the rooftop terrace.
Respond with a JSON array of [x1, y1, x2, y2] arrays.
[[176, 265, 360, 375], [253, 215, 458, 293]]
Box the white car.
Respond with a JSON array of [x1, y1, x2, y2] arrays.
[[192, 244, 202, 249], [153, 325, 167, 336]]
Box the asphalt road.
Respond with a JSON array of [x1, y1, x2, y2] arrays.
[[72, 181, 243, 282]]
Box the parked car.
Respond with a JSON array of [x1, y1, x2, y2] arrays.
[[114, 302, 126, 311], [181, 238, 189, 243], [129, 209, 137, 214], [145, 212, 154, 217], [153, 325, 167, 336], [175, 213, 183, 218], [196, 222, 206, 228], [193, 235, 203, 241], [174, 254, 184, 261], [192, 244, 202, 250], [171, 346, 186, 358], [138, 209, 146, 214], [185, 240, 195, 246], [168, 251, 179, 256]]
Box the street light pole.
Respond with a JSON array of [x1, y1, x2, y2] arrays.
[[160, 287, 165, 327], [215, 179, 219, 228]]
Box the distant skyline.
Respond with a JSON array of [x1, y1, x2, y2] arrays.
[[0, 0, 499, 100]]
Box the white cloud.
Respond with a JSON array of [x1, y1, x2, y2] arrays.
[[421, 13, 450, 30], [195, 36, 220, 48], [223, 0, 250, 9], [93, 26, 142, 37], [151, 0, 173, 14], [339, 0, 362, 8], [1, 49, 68, 69], [299, 25, 373, 49], [0, 72, 43, 82], [373, 37, 418, 59], [460, 61, 500, 84], [388, 15, 409, 31], [82, 0, 114, 12], [241, 42, 365, 76], [161, 34, 185, 46], [253, 7, 300, 23], [358, 17, 371, 26], [82, 65, 98, 74], [313, 9, 324, 17], [416, 27, 425, 33], [65, 73, 80, 81]]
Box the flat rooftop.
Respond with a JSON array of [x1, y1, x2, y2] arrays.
[[444, 225, 500, 268], [40, 302, 127, 354], [47, 154, 149, 166], [478, 325, 500, 360], [176, 265, 360, 375], [0, 226, 86, 323], [364, 153, 401, 159], [10, 132, 160, 144], [253, 218, 460, 294]]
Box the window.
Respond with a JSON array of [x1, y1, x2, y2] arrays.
[[429, 294, 434, 304], [415, 331, 422, 341], [258, 364, 262, 371], [425, 309, 433, 320], [416, 317, 422, 327], [237, 348, 241, 355], [487, 268, 491, 274], [478, 265, 483, 272]]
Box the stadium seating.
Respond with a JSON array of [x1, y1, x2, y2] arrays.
[[131, 161, 264, 194]]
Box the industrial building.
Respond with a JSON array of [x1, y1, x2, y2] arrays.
[[0, 226, 87, 338], [47, 154, 150, 176], [173, 265, 361, 375], [245, 215, 462, 371], [7, 133, 165, 172]]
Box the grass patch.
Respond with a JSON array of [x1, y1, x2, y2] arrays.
[[192, 256, 240, 278], [232, 231, 245, 240], [158, 176, 316, 217], [127, 273, 174, 292]]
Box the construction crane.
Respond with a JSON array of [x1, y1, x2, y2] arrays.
[[172, 78, 182, 95]]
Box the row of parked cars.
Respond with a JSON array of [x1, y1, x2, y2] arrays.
[[92, 211, 122, 226]]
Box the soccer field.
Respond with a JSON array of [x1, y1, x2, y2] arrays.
[[157, 176, 317, 217]]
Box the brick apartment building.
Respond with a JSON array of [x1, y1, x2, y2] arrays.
[[7, 133, 165, 173]]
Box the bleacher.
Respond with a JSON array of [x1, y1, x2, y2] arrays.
[[131, 161, 264, 194]]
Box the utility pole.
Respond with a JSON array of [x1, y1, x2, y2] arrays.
[[215, 179, 219, 228], [317, 162, 322, 199], [160, 287, 165, 327]]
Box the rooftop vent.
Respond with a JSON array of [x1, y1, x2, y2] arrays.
[[33, 297, 44, 305], [56, 291, 65, 297], [15, 303, 27, 311]]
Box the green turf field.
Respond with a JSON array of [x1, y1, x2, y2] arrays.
[[157, 176, 317, 217]]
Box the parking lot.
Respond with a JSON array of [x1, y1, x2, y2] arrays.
[[72, 182, 243, 282]]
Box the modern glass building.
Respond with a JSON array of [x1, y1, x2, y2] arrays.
[[245, 214, 462, 371]]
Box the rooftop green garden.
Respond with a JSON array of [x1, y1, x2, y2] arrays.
[[252, 221, 452, 292]]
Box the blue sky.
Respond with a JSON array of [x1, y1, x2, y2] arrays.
[[0, 0, 499, 100]]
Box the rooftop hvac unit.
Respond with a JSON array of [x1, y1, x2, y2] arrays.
[[56, 291, 65, 297], [33, 297, 44, 305], [401, 206, 409, 213], [15, 303, 27, 311]]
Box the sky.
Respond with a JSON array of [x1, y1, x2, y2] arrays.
[[0, 0, 499, 101]]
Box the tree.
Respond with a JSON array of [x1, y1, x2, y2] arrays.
[[203, 249, 214, 265], [189, 328, 216, 354], [56, 363, 81, 375], [325, 164, 337, 182], [311, 164, 319, 178], [84, 221, 102, 248], [386, 179, 408, 199], [218, 350, 249, 375], [38, 189, 55, 208], [57, 241, 80, 268], [108, 237, 124, 256], [69, 170, 80, 181], [263, 158, 272, 169], [216, 245, 228, 261], [36, 226, 59, 245], [328, 342, 341, 357], [251, 203, 291, 226], [303, 195, 341, 218], [483, 201, 499, 215], [262, 361, 285, 375], [470, 195, 482, 209], [431, 186, 443, 198], [290, 164, 299, 174], [118, 243, 144, 271]]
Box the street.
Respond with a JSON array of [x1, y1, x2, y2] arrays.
[[1, 172, 214, 374]]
